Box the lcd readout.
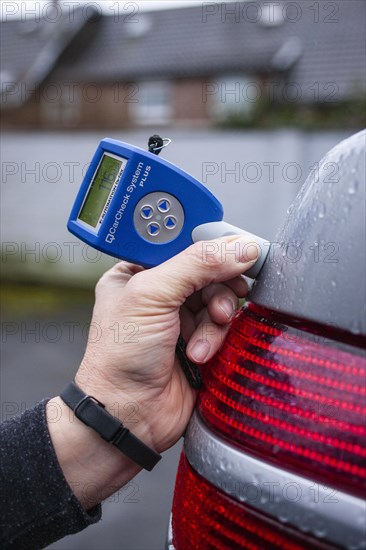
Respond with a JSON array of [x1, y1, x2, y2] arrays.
[[78, 154, 125, 227]]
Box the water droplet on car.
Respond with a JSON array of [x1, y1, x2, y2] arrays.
[[348, 179, 359, 195], [314, 525, 327, 538], [317, 202, 326, 218], [350, 320, 361, 335], [220, 458, 229, 472]]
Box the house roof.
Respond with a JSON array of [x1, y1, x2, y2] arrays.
[[1, 1, 365, 103], [0, 7, 97, 106]]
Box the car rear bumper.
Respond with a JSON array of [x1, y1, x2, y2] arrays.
[[176, 410, 366, 549]]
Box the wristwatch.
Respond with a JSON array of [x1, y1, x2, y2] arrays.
[[60, 382, 162, 471]]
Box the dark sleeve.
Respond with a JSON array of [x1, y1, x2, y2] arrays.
[[0, 400, 102, 549]]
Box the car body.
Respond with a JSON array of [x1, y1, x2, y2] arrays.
[[167, 130, 366, 549]]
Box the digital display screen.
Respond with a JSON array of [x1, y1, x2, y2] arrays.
[[78, 154, 126, 228]]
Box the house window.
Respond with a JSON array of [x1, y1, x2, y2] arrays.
[[209, 75, 259, 121], [40, 84, 81, 127], [131, 81, 172, 125]]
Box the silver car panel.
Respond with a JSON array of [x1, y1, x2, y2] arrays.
[[250, 130, 366, 337]]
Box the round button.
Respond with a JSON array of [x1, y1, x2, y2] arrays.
[[134, 192, 184, 244], [164, 216, 177, 230], [140, 205, 153, 219], [157, 199, 171, 213], [147, 222, 160, 237]]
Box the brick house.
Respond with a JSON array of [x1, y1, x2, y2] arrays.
[[1, 1, 365, 130]]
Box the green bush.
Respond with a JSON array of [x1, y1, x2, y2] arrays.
[[217, 94, 366, 130]]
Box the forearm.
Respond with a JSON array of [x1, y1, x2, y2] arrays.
[[0, 401, 102, 549]]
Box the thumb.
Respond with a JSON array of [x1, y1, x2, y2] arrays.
[[139, 235, 260, 307]]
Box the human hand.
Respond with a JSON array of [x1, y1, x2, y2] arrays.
[[75, 235, 259, 454]]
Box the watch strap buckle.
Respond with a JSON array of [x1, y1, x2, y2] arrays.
[[111, 426, 129, 447]]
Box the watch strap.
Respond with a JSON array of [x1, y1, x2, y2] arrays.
[[60, 382, 161, 471]]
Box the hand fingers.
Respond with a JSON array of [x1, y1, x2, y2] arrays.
[[204, 285, 239, 325], [96, 261, 145, 292], [180, 278, 248, 341], [131, 235, 259, 308], [223, 275, 249, 298], [179, 283, 239, 344], [179, 305, 197, 343], [184, 276, 249, 313], [185, 308, 230, 364], [181, 280, 243, 363]]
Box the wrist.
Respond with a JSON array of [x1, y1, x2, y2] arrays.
[[74, 371, 157, 451], [47, 396, 142, 509], [75, 355, 195, 454]]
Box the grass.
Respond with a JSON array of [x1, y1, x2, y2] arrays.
[[0, 283, 94, 320]]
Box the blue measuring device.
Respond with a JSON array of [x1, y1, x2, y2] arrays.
[[68, 138, 269, 278]]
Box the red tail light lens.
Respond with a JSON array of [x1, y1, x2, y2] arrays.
[[198, 303, 366, 498], [172, 452, 332, 550]]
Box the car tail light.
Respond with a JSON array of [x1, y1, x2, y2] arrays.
[[172, 452, 333, 550], [198, 303, 366, 498]]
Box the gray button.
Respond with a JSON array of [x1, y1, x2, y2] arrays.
[[141, 205, 153, 219], [134, 192, 184, 244], [157, 199, 171, 213], [164, 216, 177, 230], [147, 222, 160, 236]]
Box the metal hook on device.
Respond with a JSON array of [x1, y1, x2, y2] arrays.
[[148, 135, 172, 155], [154, 138, 172, 152]]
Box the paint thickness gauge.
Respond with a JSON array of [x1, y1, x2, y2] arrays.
[[68, 138, 269, 278]]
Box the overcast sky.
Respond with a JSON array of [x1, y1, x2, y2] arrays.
[[1, 0, 237, 19]]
